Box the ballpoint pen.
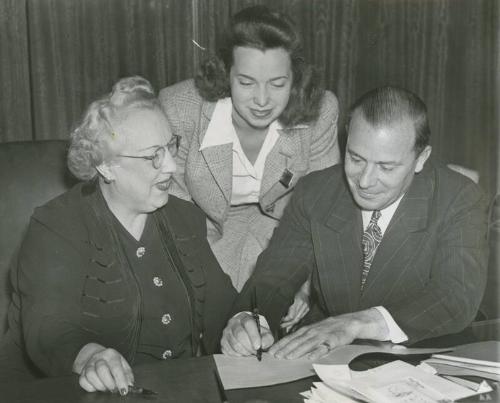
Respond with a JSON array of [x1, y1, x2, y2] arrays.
[[251, 287, 263, 361]]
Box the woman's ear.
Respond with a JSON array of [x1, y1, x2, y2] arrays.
[[95, 162, 115, 183]]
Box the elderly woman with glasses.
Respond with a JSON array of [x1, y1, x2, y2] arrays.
[[0, 76, 236, 394]]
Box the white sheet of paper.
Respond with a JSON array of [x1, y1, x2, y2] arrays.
[[317, 342, 452, 366], [425, 358, 500, 374], [213, 343, 451, 391], [312, 382, 360, 403], [431, 341, 500, 367], [213, 353, 314, 390], [441, 375, 493, 393], [349, 360, 477, 402], [314, 360, 481, 402]]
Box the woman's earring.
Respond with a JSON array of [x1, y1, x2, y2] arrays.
[[96, 163, 114, 184]]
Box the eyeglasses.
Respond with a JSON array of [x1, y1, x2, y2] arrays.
[[118, 135, 180, 169]]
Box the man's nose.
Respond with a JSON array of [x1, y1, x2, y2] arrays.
[[358, 164, 377, 188]]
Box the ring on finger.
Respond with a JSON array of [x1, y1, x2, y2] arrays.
[[321, 341, 332, 351]]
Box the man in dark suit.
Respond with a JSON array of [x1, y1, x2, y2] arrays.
[[220, 86, 489, 360]]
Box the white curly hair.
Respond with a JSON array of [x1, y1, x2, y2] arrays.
[[67, 76, 162, 180]]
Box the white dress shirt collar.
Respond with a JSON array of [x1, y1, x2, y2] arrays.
[[200, 97, 309, 150], [199, 97, 282, 205], [200, 98, 235, 149], [361, 195, 404, 235]]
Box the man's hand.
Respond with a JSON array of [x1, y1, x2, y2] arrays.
[[280, 280, 311, 332], [73, 343, 134, 394], [269, 308, 389, 360], [221, 312, 275, 357]]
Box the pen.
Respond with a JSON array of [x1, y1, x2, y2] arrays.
[[128, 384, 158, 396], [251, 287, 262, 361]]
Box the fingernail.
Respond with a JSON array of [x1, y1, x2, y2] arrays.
[[120, 388, 127, 396]]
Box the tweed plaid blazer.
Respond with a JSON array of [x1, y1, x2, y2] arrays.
[[234, 162, 489, 345], [159, 79, 340, 234]]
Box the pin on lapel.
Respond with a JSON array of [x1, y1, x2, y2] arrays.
[[279, 169, 294, 188]]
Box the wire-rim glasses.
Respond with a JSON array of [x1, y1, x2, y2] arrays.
[[118, 134, 180, 169]]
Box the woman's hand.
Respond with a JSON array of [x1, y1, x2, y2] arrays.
[[280, 279, 311, 332], [73, 343, 134, 394]]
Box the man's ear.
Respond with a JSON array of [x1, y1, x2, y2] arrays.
[[415, 145, 432, 173], [95, 162, 115, 183]]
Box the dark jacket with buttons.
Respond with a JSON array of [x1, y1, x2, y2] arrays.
[[0, 181, 236, 379]]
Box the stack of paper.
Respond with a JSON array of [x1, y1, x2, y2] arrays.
[[423, 341, 500, 382], [301, 381, 363, 402], [213, 343, 447, 391], [211, 341, 498, 402], [302, 359, 491, 402]]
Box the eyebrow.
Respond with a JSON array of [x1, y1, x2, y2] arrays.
[[347, 148, 400, 165], [236, 73, 289, 81]]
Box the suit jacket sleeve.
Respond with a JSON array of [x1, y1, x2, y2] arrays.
[[16, 215, 96, 376], [386, 181, 489, 344], [232, 177, 315, 331], [307, 91, 341, 173], [480, 193, 500, 319]]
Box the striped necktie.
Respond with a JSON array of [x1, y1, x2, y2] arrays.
[[361, 210, 382, 290]]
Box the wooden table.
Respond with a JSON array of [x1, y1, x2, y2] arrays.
[[2, 356, 317, 403]]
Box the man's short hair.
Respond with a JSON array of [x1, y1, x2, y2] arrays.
[[348, 86, 431, 155]]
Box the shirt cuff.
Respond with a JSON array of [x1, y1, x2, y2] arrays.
[[374, 306, 408, 343]]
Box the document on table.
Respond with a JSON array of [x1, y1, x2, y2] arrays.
[[213, 342, 450, 390], [317, 342, 452, 366], [424, 341, 500, 381], [312, 360, 488, 403], [305, 343, 493, 402], [213, 353, 314, 390], [348, 360, 481, 402], [431, 341, 500, 366]]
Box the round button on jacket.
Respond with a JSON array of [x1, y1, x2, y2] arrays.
[[161, 313, 172, 325], [136, 247, 146, 258], [153, 276, 163, 287], [162, 349, 172, 359]]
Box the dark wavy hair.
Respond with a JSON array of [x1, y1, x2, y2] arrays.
[[195, 5, 324, 128], [348, 86, 431, 155]]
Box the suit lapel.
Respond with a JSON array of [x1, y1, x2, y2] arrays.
[[260, 128, 307, 203], [315, 187, 364, 314], [360, 169, 433, 305], [198, 102, 232, 203]]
